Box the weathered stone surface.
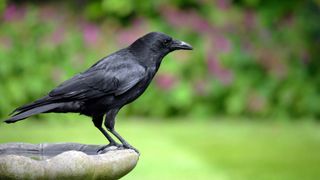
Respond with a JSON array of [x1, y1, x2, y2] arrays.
[[0, 143, 139, 180]]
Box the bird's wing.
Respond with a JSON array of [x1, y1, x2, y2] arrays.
[[48, 60, 146, 101]]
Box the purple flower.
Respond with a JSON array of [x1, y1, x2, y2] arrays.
[[155, 73, 177, 91], [215, 0, 231, 11], [82, 23, 100, 45], [213, 35, 231, 53], [51, 27, 65, 45], [160, 6, 212, 33], [244, 10, 257, 29], [207, 52, 233, 85], [116, 18, 148, 46], [3, 4, 26, 21]]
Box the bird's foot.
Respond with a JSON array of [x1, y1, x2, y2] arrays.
[[97, 142, 123, 154], [122, 143, 140, 154], [97, 142, 139, 154]]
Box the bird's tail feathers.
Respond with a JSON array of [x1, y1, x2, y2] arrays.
[[9, 96, 52, 116], [5, 103, 63, 123]]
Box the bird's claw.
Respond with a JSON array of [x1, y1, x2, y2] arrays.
[[123, 143, 140, 154], [97, 143, 139, 154], [97, 142, 123, 154]]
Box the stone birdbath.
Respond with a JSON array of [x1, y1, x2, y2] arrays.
[[0, 142, 139, 179]]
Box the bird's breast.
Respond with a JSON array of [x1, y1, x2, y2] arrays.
[[113, 70, 156, 106]]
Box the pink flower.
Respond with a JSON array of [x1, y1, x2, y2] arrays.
[[51, 27, 65, 45], [213, 35, 231, 53], [155, 74, 177, 91], [160, 6, 212, 33], [244, 10, 257, 29], [116, 18, 148, 46], [82, 23, 100, 45], [3, 4, 26, 21], [215, 0, 231, 11], [207, 52, 233, 85]]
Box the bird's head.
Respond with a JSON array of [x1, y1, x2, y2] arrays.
[[129, 32, 193, 59]]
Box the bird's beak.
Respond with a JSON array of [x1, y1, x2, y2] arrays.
[[171, 40, 193, 50]]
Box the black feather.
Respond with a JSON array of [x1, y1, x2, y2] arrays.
[[5, 103, 63, 123]]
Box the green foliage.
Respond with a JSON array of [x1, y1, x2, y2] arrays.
[[0, 1, 320, 119]]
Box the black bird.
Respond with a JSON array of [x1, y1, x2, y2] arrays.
[[4, 32, 192, 152]]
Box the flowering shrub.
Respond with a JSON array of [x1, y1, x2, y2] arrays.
[[0, 0, 319, 119]]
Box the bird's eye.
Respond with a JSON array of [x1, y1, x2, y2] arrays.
[[163, 39, 171, 46]]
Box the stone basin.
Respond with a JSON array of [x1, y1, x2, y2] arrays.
[[0, 143, 139, 180]]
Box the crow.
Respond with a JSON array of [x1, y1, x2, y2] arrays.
[[4, 32, 192, 152]]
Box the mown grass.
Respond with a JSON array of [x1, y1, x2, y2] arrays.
[[0, 115, 320, 180]]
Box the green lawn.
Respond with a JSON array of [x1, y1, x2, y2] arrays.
[[1, 116, 320, 180]]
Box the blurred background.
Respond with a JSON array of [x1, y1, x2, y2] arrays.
[[0, 0, 320, 179]]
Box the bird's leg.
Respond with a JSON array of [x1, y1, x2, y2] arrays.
[[92, 115, 121, 153], [105, 109, 139, 153], [108, 126, 139, 153], [109, 129, 135, 149]]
